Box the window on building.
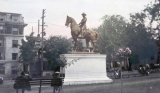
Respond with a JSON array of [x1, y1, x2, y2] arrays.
[[14, 19, 18, 21], [12, 40, 18, 47], [0, 14, 5, 21], [0, 18, 4, 21], [13, 16, 18, 22], [0, 26, 3, 34], [0, 53, 2, 60], [0, 64, 5, 74], [12, 53, 18, 60], [12, 66, 18, 75], [12, 15, 19, 21], [12, 27, 19, 35], [0, 26, 3, 30], [0, 40, 2, 46], [6, 14, 11, 21]]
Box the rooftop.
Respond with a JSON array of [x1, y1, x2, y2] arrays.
[[0, 12, 21, 15]]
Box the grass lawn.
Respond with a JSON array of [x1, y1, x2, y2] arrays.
[[1, 74, 159, 93], [29, 77, 160, 93], [60, 77, 160, 93]]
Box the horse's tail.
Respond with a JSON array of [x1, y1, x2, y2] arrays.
[[95, 31, 98, 40], [90, 29, 98, 43]]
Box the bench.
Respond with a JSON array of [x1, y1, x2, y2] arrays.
[[14, 78, 64, 93]]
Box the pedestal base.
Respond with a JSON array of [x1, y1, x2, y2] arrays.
[[63, 54, 113, 85]]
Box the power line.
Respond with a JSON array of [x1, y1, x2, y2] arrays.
[[27, 22, 38, 23], [27, 22, 66, 27], [47, 23, 66, 27]]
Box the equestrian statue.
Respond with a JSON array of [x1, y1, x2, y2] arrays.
[[65, 13, 98, 52]]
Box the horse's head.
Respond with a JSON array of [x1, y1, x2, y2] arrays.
[[65, 15, 72, 27]]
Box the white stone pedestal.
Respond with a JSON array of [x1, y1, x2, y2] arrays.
[[63, 54, 113, 85]]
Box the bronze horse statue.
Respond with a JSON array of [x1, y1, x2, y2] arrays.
[[65, 15, 98, 52]]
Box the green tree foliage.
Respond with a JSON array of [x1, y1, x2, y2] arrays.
[[44, 36, 72, 71], [77, 40, 84, 52], [128, 12, 158, 60], [144, 0, 160, 23], [19, 32, 37, 64], [96, 13, 158, 63], [96, 15, 128, 57], [19, 32, 37, 72], [19, 34, 72, 71], [144, 0, 160, 38]]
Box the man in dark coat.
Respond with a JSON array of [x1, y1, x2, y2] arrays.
[[14, 71, 32, 93], [52, 71, 62, 93]]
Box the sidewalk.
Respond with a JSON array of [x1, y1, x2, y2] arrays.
[[122, 70, 140, 77], [17, 86, 63, 93]]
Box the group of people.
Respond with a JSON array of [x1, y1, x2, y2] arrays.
[[138, 63, 160, 76], [14, 71, 62, 93], [14, 71, 32, 93]]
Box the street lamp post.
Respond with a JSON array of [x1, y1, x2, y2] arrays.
[[120, 57, 122, 93], [117, 47, 131, 93], [117, 48, 124, 93]]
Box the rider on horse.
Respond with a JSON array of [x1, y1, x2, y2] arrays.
[[65, 15, 98, 52], [79, 12, 87, 37]]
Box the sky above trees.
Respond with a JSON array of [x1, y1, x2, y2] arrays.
[[0, 0, 153, 38]]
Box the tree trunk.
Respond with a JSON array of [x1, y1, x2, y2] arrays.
[[23, 64, 29, 73]]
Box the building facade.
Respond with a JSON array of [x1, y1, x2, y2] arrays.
[[0, 12, 27, 75]]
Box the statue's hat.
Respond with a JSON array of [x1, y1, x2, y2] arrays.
[[82, 12, 86, 16]]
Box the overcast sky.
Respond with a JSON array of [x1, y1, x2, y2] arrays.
[[0, 0, 153, 38]]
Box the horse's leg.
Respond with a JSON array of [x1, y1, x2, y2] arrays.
[[91, 40, 96, 52], [85, 39, 90, 52], [74, 38, 77, 52], [91, 41, 96, 52]]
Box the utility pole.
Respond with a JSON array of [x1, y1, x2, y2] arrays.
[[32, 26, 33, 32], [38, 20, 40, 34], [40, 9, 46, 77]]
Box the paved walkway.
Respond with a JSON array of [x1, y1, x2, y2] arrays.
[[16, 86, 63, 93]]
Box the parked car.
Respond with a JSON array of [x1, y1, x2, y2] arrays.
[[0, 77, 3, 84]]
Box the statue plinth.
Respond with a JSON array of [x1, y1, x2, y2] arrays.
[[63, 53, 113, 85], [69, 52, 100, 54]]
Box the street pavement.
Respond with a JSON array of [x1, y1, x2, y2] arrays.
[[0, 72, 160, 93]]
